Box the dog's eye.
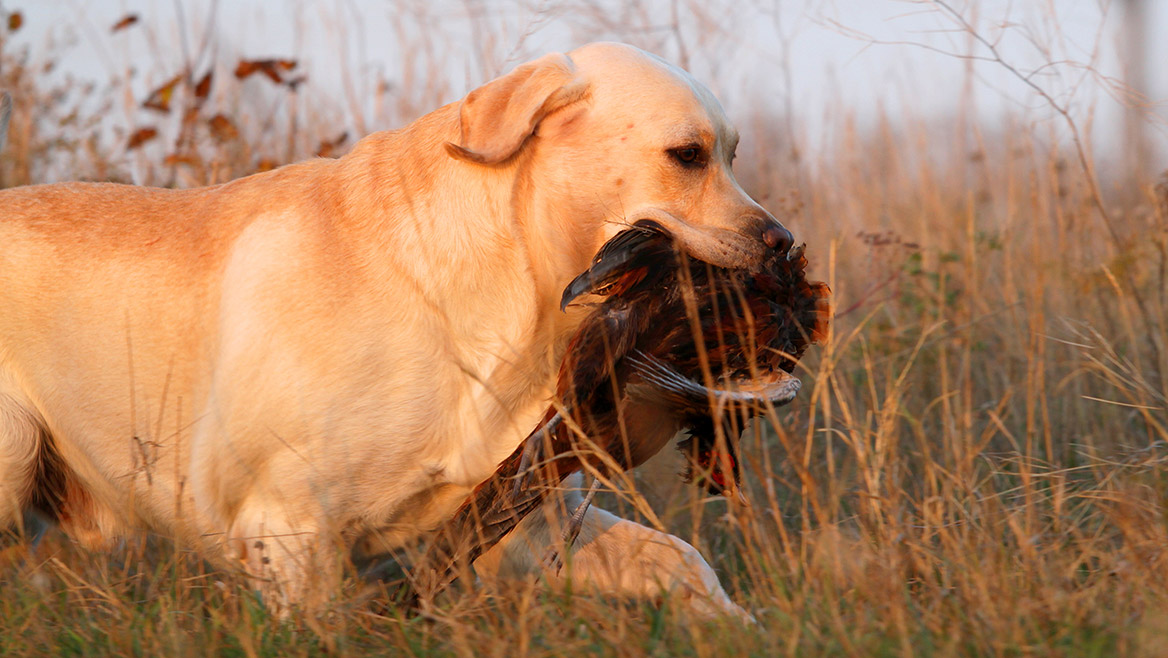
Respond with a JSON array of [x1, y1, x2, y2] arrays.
[[670, 147, 704, 167]]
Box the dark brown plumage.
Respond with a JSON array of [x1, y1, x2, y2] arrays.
[[406, 221, 830, 596]]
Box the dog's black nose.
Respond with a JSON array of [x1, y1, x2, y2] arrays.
[[762, 221, 794, 252]]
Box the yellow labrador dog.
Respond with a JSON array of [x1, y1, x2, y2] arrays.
[[0, 43, 791, 618]]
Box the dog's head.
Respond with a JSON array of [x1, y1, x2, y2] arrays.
[[446, 42, 791, 280]]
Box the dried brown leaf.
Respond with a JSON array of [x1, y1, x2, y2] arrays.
[[315, 132, 349, 158], [207, 114, 239, 142], [193, 71, 212, 104], [164, 152, 200, 167], [126, 127, 158, 150], [111, 14, 139, 32], [142, 74, 182, 113], [234, 59, 297, 84]]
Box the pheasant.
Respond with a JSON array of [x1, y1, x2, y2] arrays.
[[406, 220, 830, 597]]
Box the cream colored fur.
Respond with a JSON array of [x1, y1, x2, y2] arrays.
[[0, 43, 784, 619]]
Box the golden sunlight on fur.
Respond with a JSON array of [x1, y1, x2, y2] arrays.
[[0, 43, 790, 618]]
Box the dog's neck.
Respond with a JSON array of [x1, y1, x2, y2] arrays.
[[330, 110, 578, 435], [336, 108, 527, 297]]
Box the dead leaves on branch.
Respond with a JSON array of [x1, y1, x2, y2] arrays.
[[138, 55, 299, 121], [234, 59, 303, 88], [141, 71, 212, 114], [125, 55, 316, 175]]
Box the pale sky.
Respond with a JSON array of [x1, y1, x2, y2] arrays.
[[11, 1, 1168, 173]]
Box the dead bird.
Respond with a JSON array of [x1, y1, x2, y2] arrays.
[[407, 220, 830, 596]]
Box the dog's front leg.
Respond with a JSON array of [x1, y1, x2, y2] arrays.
[[473, 474, 754, 623], [226, 495, 342, 615]]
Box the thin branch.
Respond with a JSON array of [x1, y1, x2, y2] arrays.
[[931, 0, 1163, 392]]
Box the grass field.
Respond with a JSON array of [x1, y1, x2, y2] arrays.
[[1, 3, 1166, 656]]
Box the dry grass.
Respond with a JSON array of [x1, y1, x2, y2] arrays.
[[2, 3, 1167, 656]]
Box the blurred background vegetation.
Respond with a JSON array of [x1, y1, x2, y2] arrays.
[[0, 1, 1166, 655]]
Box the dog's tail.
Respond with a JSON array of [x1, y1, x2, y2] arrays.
[[0, 91, 11, 153]]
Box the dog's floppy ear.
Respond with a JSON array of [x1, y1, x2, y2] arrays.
[[447, 53, 587, 165]]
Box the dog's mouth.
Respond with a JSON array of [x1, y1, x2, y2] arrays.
[[626, 208, 768, 268], [561, 212, 771, 311]]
